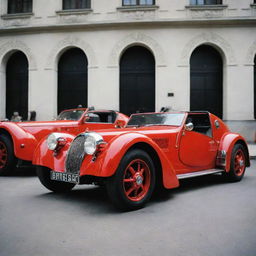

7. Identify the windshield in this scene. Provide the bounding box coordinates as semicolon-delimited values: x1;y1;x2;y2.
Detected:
57;110;85;121
127;113;185;127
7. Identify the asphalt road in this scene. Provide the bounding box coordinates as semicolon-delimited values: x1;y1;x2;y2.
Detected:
0;161;256;256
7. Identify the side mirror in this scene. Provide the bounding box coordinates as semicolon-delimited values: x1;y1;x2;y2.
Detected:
83;114;90;123
185;122;194;131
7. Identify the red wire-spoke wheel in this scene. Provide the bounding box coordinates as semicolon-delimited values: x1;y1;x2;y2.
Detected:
226;143;247;182
107;149;156;211
233;149;245;177
0;141;8;169
123;159;151;202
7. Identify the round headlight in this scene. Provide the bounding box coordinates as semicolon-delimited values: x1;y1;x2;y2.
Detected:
84;136;96;155
83;132;104;155
47;133;58;150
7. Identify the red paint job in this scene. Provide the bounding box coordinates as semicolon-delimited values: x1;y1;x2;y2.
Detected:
33;111;250;190
179;131;218;167
218;133;248;172
0;109;128;162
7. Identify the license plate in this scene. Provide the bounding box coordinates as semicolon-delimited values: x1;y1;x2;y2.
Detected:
50;171;79;184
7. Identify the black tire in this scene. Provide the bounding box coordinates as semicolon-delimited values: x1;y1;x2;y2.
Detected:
106;149;156;211
0;134;18;176
36;166;75;193
225;143;247;182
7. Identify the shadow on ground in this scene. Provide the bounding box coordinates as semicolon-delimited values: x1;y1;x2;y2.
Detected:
34;172;244;213
9;167;36;177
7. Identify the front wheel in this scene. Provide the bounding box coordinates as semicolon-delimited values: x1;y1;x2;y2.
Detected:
37;166;75;193
225;144;247;182
106;149;155;211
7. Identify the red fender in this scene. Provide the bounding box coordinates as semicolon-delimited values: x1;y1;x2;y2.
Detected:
32;133;75;169
218;132;250;172
0;122;37;161
92;132;179;189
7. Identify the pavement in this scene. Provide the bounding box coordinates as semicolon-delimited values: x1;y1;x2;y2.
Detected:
0;160;256;256
248;143;256;159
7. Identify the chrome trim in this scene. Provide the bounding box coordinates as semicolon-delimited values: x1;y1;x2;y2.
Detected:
177;169;223;179
217;150;227;166
214;120;220;128
185;122;194;131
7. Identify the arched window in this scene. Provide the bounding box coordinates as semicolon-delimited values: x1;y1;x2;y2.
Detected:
58;48;88;113
6;51;29;120
120;46;155;116
190;45;223;118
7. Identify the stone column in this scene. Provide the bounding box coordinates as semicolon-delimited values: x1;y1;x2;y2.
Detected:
88;65;119;111
0;69;6;119
29;68;58;121
225;64;254;120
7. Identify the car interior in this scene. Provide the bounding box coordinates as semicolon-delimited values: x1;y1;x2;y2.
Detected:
186;113;212;137
86;111;117;123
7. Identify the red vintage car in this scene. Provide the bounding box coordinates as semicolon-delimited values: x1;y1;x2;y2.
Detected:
0;108;128;175
33;111;250;210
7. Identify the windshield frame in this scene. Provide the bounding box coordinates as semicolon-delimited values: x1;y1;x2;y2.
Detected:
126;112;186;128
57;108;87;121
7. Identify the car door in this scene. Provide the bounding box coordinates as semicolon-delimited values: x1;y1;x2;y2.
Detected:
178;114;218;168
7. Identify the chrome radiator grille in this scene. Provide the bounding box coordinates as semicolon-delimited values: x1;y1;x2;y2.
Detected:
65;135;86;174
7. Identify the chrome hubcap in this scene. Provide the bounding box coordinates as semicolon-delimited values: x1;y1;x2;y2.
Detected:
239;160;244;167
135;175;143;185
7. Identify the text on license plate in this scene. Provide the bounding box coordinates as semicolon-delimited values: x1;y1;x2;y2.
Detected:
50;171;79;184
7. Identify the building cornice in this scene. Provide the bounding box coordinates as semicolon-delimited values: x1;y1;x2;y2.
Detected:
0;17;256;35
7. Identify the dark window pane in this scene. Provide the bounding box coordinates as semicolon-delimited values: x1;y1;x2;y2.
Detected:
205;0;222;4
190;0;222;4
63;0;91;10
8;0;32;14
139;0;154;5
122;0;155;6
123;0;137;5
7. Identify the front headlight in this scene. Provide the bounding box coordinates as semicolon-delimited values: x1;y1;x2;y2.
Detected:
47;133;58;150
84;132;104;155
47;133;66;150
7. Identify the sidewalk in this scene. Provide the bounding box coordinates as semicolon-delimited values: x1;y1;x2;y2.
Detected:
248;143;256;159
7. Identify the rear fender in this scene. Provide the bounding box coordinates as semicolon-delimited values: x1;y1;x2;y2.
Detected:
0;122;37;161
218;133;250;172
96;133;179;189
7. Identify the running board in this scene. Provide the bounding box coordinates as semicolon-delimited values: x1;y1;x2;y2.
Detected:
177;169;224;180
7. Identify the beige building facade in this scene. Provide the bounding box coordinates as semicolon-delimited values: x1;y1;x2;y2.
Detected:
0;0;255;139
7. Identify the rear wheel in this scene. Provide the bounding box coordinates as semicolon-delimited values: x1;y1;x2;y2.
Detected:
37;166;75;193
106;149;155;211
225;144;247;182
0;134;17;176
